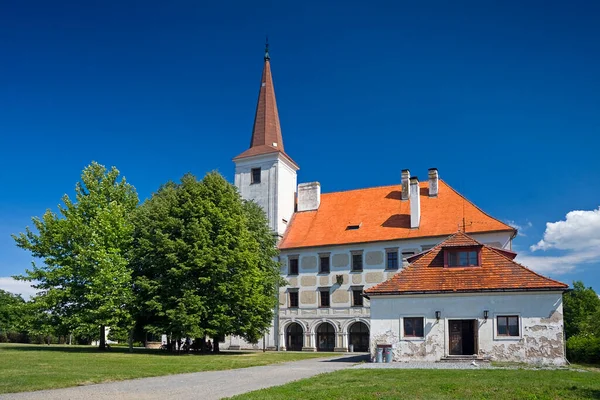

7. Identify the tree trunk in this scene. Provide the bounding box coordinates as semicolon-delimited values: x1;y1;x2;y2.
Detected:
213;340;220;353
99;325;106;350
128;329;134;353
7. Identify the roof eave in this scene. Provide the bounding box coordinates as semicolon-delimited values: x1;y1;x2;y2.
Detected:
366;286;569;297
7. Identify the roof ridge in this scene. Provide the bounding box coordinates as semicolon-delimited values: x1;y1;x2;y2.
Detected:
441;179;516;235
319;183;400;196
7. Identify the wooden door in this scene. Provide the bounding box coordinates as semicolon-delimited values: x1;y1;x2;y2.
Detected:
449;320;463;355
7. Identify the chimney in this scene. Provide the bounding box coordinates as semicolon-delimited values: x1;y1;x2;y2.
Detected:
401;169;410;201
410;176;420;228
428;168;439;197
297;182;321;212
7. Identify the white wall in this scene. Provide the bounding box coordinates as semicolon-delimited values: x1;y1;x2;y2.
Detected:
370;292;565;365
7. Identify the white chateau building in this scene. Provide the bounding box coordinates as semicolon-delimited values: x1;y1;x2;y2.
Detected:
225;48;567;363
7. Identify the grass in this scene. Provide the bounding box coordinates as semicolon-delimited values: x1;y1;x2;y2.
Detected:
0;343;337;394
231;368;600;399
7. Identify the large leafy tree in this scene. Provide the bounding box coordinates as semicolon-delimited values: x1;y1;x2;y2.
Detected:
0;290;26;340
13;162;139;349
563;281;600;338
132;172;281;349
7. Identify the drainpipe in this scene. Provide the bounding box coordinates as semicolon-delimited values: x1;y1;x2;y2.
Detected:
274;255;281;351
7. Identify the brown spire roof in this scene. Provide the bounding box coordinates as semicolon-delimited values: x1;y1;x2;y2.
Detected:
234;52;297;167
365;231;568;296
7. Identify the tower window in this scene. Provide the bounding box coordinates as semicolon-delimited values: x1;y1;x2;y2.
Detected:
251;168;261;184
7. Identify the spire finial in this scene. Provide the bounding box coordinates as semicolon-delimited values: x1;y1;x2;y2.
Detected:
264;35;270;61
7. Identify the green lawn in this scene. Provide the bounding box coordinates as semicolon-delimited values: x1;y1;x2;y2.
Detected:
231;368;600;400
0;343;337;394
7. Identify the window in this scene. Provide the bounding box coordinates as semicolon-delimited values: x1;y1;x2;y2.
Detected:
288;291;299;308
319;254;330;274
497;316;519;337
352;287;364;307
251;168;261;184
351;251;363;272
403;317;424;338
447;250;479;267
288;257;299;275
319;288;330;307
386;250;399;270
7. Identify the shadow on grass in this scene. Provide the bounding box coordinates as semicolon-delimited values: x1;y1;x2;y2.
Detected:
0;344;257;357
322;354;369;363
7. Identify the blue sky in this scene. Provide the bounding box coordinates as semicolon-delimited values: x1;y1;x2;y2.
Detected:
1;0;599;296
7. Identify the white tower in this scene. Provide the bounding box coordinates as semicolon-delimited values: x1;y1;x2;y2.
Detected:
233;44;299;239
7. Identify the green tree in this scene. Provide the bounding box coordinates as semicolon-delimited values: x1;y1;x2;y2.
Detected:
13;162;139;349
131;172;281;350
0;290;26;342
563;281;600;338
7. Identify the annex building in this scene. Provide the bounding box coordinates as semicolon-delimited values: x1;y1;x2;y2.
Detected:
225;48;568;364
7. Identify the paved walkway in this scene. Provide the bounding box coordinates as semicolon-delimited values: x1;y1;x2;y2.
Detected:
1;354;366;400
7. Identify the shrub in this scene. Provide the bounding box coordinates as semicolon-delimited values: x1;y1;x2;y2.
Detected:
566;335;600;364
0;332;7;343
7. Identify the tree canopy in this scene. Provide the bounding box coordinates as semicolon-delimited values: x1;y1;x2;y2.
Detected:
563;280;600;339
131;172;282;345
13;162;139;349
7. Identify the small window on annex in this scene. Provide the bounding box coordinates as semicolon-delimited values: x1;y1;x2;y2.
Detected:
288;290;299;308
447;250;479;267
386;249;399;270
352;286;364;307
319;288;330;308
319;254;330;274
251;168;261;184
288;256;299;275
403;317;424;338
497;316;519;337
351;251;363;272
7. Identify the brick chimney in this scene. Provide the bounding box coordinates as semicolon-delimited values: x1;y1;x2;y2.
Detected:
410;177;421;228
401;169;410;201
428;168;439;197
297;182;321;212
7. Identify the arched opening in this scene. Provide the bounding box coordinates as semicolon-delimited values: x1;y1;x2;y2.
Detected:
349;321;369;352
316;322;336;352
286;323;304;351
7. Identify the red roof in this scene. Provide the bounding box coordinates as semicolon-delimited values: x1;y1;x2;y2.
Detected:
234;58;297;168
278;180;515;250
365;231;568;295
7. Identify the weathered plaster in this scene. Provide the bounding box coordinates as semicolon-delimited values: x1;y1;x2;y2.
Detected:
302;256;317;270
332;290;349;304
301;276;317;286
320;276;330;286
365;272;384;283
352;274;363;284
332;254;349;268
300;291;316;305
288;277;298;287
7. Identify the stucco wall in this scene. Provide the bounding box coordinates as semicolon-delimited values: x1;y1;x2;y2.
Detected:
370;292;565;365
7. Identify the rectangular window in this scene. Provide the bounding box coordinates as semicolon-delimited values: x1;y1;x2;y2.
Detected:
319;289;330;307
289;291;299;308
447;250;479;267
352;287;364;307
386;251;399;269
403;317;424;338
288;257;299;275
351;252;363;272
497;316;519;337
251;168;261;184
319;255;330;273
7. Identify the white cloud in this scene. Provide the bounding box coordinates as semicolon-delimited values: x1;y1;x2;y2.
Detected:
0;277;39;299
516;207;600;275
505;220;533;237
531;207;600;251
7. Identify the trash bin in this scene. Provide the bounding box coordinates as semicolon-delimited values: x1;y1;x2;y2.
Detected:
384;346;393;363
376;346;384;363
349;344;354;353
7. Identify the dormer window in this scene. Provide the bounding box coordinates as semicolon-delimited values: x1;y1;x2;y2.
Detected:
446;249;480;267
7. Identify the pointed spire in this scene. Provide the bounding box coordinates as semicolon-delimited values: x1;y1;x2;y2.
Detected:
233;42;298;168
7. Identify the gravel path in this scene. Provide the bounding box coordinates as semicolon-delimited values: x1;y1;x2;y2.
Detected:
354;361;495;370
0;354;367;400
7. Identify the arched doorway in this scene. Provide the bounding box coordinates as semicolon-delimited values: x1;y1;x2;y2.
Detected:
286;323;304;351
349;322;369;352
316;322;336;352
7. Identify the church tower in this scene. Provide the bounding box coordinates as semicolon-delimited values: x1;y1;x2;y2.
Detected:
233;44;299;239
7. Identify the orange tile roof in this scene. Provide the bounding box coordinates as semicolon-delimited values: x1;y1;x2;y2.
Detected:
365;231;568;295
278;180;515;250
